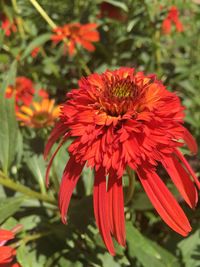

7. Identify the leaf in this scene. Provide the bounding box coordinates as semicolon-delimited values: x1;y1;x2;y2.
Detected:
0;196;24;224
103;0;128;12
21;33;51;60
126;222;180;267
178;229;200;267
25;154;46;194
0;61;19;174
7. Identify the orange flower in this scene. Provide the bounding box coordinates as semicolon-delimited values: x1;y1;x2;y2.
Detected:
45;67;199;255
0;14;17;37
6;77;35;108
51;23;100;56
162;6;184;34
16;98;60;128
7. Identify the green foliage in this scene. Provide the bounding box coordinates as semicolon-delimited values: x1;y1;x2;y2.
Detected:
0;0;199;266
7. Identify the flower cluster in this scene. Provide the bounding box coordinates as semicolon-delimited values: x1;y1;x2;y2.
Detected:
5;77;59;128
162;6;184;34
45;67;199;255
0;226;22;267
0;14;17;37
51;23;100;56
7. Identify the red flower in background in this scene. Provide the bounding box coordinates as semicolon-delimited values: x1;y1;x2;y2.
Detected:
45;68;199;255
99;1;128;22
0;14;17;37
31;47;40;58
162;6;184;34
51;23;100;56
6;77;35;108
0;226;22;267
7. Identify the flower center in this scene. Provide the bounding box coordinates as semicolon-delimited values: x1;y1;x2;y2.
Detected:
111;80;134;98
32;111;50;125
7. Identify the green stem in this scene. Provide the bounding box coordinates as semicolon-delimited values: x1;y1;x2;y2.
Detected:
0;172;56;205
12;231;51;247
29;0;57;29
125;166;135;205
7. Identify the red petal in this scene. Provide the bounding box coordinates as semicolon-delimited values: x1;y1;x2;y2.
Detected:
45;133;70;187
162;155;198;208
175;149;200;189
44;121;67;159
182;127;198;154
0;229;14;242
93;168;115;255
78;39;95;51
107;173;126;246
82;31;100;42
59;156;84;224
137;169;191;236
0;246;15;263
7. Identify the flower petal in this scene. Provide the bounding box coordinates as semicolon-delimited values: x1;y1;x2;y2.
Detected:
107;173;126;246
59;156;84;224
93;168;115;255
137;168;191;236
182;127;198;154
162;155;198;208
44;121;67;159
175;149;200;189
45;132;70;187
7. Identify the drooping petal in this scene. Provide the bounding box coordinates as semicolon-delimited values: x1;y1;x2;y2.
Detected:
0;229;14;242
162;155;198;208
182;126;198;154
107;173;126;246
175;149;200;189
0;246;15;263
93;168;115;255
45;132;70;187
137;168;191;236
58;156;85;224
44;121;67;159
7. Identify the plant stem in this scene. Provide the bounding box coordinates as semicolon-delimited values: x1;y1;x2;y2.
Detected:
125;166;135;205
29;0;57;29
0;172;56;205
12;231;51;247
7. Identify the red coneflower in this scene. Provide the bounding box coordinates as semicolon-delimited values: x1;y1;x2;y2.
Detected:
16;98;60;128
162;6;184;34
0;225;22;267
51;23;100;56
0;14;17;37
45;68;199;255
5;76;35;108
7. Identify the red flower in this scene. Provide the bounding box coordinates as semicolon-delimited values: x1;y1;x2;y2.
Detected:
51;23;100;56
31;47;40;58
0;226;22;266
0;14;17;37
99;2;127;22
6;77;35;108
162;6;184;34
45;68;199;255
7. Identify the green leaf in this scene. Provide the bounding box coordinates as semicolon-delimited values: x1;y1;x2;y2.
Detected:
21;33;51;60
126;222;180;267
0;61;18;174
103;0;128;12
0;196;24;224
178;229;200;267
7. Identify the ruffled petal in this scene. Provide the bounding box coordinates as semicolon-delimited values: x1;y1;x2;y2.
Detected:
59;156;85;224
162;155;198;208
107;173;126;246
137;168;191;236
93;168;115;255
